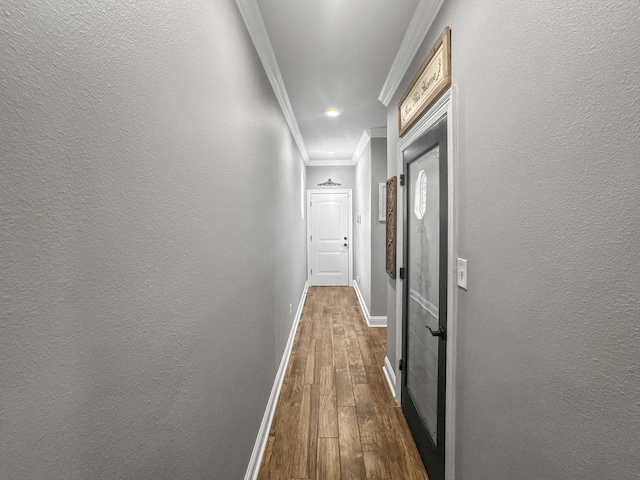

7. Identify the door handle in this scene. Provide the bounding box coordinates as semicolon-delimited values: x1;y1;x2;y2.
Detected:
343;243;348;247
426;325;446;338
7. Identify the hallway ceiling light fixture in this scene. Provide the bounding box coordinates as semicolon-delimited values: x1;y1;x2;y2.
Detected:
324;108;341;118
327;151;336;154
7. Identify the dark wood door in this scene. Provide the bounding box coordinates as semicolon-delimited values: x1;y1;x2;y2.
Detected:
401;115;448;480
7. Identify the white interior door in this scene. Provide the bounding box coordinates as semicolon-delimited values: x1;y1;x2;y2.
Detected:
308;191;351;286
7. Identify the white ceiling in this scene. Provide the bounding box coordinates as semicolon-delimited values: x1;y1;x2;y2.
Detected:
237;0;445;165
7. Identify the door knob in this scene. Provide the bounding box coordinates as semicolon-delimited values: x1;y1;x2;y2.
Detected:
426;325;446;338
344;237;347;240
343;243;348;247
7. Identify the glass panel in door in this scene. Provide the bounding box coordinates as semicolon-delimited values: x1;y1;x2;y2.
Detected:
407;146;440;444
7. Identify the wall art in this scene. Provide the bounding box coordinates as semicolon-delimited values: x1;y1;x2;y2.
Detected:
386;176;397;279
398;27;451;137
378;182;387;222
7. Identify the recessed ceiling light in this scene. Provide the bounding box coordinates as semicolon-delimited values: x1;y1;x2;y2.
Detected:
325;108;341;117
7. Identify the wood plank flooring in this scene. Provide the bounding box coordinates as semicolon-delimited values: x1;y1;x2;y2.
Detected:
257;286;429;480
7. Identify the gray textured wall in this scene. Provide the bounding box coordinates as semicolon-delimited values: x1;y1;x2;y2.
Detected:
370;138;388;317
354;144;372;309
353;138;388;317
306;165;355;191
387;0;640;478
0;1;307;479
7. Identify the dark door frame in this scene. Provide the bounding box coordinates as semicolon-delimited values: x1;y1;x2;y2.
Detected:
392;89;456;480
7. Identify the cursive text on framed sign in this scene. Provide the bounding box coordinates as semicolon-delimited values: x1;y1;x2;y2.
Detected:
398;27;451;137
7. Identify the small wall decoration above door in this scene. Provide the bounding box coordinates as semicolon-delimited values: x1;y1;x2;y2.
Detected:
317;178;342;187
398;27;451;137
386;176;397;279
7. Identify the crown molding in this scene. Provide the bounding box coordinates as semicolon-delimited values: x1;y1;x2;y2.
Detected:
369;127;387;138
235;0;310;164
378;0;446;107
352;130;371;165
307;159;354;167
351;127;387;165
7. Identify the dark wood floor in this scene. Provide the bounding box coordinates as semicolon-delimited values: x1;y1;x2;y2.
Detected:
257;286;429;480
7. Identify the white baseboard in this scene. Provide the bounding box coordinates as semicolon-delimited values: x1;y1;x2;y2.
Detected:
352;280;387;327
244;281;309;480
368;315;387;327
383;355;398;402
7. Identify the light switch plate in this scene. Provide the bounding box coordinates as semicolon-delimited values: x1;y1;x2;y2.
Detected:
457;258;468;290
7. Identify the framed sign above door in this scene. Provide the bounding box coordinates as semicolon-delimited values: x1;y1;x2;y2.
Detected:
398;27;451;137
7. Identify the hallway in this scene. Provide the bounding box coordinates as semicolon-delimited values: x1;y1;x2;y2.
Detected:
257;287;428;480
2;1;639;478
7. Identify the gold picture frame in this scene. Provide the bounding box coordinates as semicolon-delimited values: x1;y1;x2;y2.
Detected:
398;27;451;137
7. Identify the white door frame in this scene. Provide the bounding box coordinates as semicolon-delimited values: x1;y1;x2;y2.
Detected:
395;88;457;480
306;189;353;287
